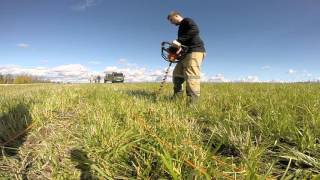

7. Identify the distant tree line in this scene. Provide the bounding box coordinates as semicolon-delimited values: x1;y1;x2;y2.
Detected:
0;74;51;84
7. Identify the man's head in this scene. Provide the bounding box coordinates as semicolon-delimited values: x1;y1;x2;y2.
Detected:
167;11;183;26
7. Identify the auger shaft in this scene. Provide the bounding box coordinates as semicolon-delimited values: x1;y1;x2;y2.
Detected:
157;62;172;94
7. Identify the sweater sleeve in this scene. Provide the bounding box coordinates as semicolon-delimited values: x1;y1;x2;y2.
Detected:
177;19;199;44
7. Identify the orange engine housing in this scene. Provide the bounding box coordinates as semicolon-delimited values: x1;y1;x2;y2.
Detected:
168;53;178;61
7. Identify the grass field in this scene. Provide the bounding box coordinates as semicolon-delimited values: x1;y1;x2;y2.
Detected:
0;83;319;179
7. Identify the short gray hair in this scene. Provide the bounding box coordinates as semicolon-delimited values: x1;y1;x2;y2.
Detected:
167;11;182;20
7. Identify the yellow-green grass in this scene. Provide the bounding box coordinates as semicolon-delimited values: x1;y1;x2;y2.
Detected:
0;83;319;179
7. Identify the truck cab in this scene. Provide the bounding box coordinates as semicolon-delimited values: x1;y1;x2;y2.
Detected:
104;72;124;83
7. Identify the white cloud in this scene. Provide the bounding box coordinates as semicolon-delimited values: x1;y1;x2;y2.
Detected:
245;75;259;82
0;65;49;77
285;69;317;82
207;74;229;82
288;69;296;74
72;0;98;11
0;64;90;83
2;62;317;83
200;73;210;82
17;43;29;48
0;62;173;83
236;75;260;82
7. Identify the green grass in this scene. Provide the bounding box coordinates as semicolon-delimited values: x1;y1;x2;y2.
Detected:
0;83;320;179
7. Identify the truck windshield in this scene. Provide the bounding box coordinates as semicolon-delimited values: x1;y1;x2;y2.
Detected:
114;73;123;77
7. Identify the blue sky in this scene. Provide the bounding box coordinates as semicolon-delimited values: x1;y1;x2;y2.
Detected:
0;0;319;82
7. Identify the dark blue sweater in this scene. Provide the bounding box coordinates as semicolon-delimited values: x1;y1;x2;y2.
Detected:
177;18;206;53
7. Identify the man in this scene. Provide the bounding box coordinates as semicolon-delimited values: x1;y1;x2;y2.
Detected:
96;75;101;83
167;11;206;106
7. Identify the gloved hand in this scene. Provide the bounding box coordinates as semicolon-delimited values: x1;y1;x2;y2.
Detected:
172;40;181;48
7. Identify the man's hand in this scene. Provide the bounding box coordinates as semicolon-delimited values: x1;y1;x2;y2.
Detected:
172;40;181;48
172;40;182;55
176;47;182;55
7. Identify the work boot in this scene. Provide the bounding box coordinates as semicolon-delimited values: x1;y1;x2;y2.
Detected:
171;77;184;100
187;95;199;107
170;91;183;100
